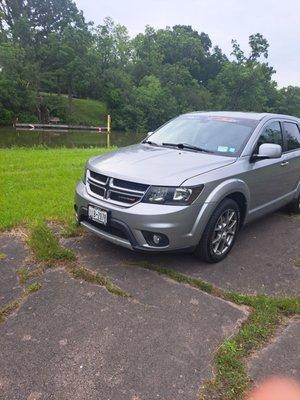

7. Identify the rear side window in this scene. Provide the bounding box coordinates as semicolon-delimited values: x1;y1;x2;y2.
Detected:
284;122;300;151
255;121;283;152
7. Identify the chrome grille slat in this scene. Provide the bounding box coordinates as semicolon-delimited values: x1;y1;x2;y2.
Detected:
87;170;109;185
110;179;145;195
87;169;149;206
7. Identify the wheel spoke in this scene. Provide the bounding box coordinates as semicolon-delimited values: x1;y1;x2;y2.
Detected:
219;239;226;254
227;211;235;223
212;233;222;244
227;219;237;234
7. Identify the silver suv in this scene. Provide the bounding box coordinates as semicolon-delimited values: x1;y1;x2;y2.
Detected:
75;112;300;262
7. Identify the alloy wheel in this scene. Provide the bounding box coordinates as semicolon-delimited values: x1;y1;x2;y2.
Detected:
211;208;238;256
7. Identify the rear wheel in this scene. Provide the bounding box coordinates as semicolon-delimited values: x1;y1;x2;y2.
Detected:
195;198;240;263
287;193;300;214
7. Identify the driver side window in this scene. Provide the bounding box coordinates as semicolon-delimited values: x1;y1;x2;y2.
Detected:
255;121;283;153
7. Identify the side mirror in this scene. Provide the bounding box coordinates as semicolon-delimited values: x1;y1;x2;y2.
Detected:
147;131;153;138
251;143;282;162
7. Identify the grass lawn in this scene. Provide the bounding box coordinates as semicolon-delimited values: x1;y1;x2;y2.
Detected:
42;93;107;126
71;98;107;126
0;147;111;230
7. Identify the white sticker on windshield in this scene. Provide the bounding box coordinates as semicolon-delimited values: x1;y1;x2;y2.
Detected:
217;146;228;152
229;147;236;153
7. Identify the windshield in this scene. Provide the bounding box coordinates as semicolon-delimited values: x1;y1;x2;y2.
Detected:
147;114;258;156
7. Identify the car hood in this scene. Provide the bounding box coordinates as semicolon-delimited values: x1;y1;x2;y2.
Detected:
87;144;237;186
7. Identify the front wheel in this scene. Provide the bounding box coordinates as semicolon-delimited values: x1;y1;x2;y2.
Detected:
195;198;240;263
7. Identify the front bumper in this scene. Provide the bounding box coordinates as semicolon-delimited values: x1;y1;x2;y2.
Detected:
75;181;215;252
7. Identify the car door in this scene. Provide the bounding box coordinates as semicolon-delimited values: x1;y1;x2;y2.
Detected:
281;121;300;194
245;120;289;210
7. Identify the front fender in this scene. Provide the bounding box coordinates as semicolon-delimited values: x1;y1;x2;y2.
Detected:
190;179;250;242
204;179;250;206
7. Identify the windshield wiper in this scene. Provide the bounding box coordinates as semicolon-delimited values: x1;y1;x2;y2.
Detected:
162;142;212;153
142;140;159;146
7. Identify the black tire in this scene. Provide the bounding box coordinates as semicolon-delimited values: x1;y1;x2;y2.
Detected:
287;193;300;214
195;198;241;263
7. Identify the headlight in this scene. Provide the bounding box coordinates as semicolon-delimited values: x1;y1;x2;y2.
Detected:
142;185;203;205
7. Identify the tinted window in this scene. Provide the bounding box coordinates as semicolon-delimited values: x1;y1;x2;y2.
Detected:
149;115;258;156
255;121;283;153
284;122;300;151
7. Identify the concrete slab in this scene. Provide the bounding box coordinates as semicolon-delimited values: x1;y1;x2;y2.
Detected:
0;265;247;400
248;318;300;381
0;233;27;307
67;212;300;296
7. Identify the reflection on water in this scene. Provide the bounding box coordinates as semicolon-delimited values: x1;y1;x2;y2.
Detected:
0;127;145;148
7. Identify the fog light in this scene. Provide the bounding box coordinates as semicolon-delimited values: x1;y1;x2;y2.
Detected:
142;231;169;247
153;234;161;245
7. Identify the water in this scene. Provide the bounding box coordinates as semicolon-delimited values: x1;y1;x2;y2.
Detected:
0;127;145;148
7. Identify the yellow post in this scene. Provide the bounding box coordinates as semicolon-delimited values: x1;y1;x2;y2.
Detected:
107;114;111;148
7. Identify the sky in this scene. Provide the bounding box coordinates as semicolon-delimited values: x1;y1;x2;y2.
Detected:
75;0;300;88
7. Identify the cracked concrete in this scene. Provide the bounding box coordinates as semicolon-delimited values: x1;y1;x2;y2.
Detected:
0;210;299;400
0;234;249;400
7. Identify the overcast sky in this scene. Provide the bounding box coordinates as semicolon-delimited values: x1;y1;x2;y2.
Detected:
75;0;300;88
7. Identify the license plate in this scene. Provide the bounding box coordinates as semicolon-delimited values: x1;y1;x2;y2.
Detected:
88;205;108;225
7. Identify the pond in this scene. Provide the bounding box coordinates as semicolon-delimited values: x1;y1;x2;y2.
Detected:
0;127;145;148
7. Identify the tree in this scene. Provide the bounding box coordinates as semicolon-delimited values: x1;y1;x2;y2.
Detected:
39;27;92;98
0;0;86;42
0;42;37;123
277;86;300;117
210;34;277;112
0;8;299;129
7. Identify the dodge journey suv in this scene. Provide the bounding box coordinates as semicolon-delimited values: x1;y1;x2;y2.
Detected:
75;112;300;262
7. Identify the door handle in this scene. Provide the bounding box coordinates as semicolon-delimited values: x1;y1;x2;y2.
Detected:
281;161;289;167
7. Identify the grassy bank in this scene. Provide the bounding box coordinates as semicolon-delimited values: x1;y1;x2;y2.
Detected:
42;93;107;126
0;147;112;230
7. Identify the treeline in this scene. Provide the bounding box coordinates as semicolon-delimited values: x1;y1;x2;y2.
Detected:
0;0;299;131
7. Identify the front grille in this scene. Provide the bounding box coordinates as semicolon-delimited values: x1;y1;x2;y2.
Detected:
86;169;149;206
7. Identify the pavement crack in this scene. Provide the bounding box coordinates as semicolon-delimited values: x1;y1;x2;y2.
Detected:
65;263;131;298
0;282;42;324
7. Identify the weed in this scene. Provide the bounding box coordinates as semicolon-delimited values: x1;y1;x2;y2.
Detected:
0;299;21;323
17;268;30;284
67;264;130;297
61;219;85;238
28;223;75;262
294;259;300;267
26;282;42;293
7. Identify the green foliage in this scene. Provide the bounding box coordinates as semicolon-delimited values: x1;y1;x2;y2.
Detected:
277;86;300;117
0;1;299;129
209;62;276;112
0;42;37;125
